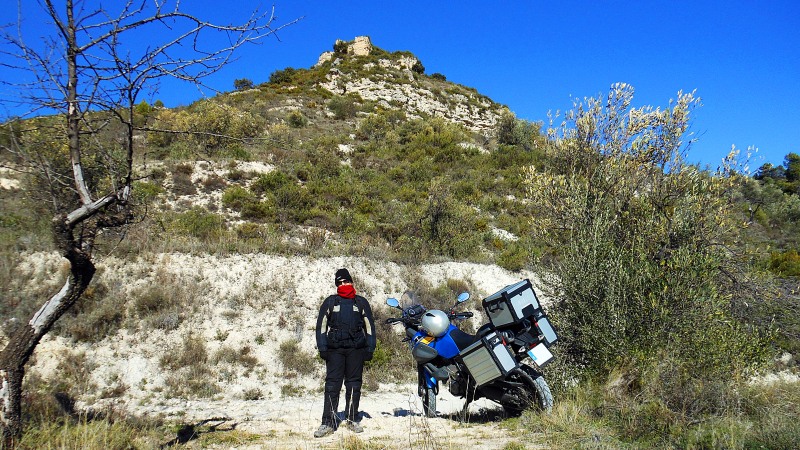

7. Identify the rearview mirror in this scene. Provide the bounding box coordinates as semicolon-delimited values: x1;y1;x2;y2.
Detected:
386;298;400;308
457;292;470;303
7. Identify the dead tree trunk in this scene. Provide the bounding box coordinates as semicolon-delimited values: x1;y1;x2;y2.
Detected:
0;1;296;445
0;216;96;446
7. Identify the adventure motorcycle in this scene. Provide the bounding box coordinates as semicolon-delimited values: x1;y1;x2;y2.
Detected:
385;280;556;417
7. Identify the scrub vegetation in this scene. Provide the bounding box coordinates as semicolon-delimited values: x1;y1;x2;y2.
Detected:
2;36;799;448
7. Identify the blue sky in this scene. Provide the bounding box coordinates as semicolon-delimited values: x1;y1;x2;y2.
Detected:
2;1;798;169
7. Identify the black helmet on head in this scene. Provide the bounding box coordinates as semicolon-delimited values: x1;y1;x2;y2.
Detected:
334;268;353;286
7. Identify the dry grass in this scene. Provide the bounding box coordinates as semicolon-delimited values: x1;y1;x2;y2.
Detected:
6;418;164;450
277;339;320;376
211;344;259;369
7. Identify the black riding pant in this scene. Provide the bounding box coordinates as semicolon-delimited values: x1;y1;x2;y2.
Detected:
322;347;365;426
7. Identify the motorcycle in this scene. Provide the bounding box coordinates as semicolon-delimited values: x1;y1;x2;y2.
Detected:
385;280;556;418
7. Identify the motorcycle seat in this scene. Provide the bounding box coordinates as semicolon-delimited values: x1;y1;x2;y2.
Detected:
475;323;495;338
449;327;480;351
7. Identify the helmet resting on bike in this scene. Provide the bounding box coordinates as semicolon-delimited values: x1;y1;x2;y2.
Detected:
421;310;449;337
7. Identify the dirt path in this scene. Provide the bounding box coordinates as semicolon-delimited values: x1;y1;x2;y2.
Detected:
129;384;529;449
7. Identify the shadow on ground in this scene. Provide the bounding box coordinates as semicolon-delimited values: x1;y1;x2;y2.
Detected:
160;417;237;448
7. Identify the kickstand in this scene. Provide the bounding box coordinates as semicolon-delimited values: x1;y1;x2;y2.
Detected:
459;400;471;422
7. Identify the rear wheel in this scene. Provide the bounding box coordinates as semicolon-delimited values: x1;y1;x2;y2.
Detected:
502;365;553;416
529;374;553;412
422;386;437;417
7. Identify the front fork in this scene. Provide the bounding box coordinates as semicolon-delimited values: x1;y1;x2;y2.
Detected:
417;364;438;396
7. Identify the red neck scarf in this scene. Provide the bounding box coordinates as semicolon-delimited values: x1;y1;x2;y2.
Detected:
337;284;356;299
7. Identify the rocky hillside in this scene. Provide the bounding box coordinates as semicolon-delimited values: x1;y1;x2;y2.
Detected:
0;36;550;446
315;36;506;133
121;35;544;271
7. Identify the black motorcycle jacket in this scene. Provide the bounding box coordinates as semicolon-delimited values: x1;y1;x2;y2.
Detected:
316;295;376;352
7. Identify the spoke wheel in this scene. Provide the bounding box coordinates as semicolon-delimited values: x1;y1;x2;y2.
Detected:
422;386;437;417
502;366;553;416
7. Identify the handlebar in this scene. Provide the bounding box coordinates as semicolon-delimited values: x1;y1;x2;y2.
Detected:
386;305;474;327
449;311;473;320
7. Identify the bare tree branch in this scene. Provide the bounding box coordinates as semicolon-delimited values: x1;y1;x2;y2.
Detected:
1;1;299;443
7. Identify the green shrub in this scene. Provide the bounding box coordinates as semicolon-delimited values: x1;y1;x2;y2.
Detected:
201;174;228;192
251;171;292;195
233;78;254;91
272;184;313;224
170;208;225;240
356;114;390;141
133;181;165;203
164;141;192;160
496;243;529;272
222;144;252;161
328;95;359;120
163;365;219;399
269;67;297;85
236;222;267;239
526;83;770;416
240;201;272;220
51;280;123;343
188;101;259;150
221;185;255;211
280;383;305;397
225;168;247;182
769;249;800;277
333;40;348;54
242;388;263;401
130;270;212;331
422;182;482;259
364;339;391;369
133;100;154;127
147;108;184;147
286;110;306;128
149;101;260;152
48;351;96;401
496;112;544;152
13;418;164;450
133;286;175;318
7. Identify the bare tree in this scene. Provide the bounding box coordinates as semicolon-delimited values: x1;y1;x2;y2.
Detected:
0;0;298;444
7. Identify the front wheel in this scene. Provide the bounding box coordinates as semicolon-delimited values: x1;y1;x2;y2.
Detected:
422;386;437;417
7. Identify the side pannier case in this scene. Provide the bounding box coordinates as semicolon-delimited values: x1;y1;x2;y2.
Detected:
483;279;540;328
459;331;518;386
482;279;558;347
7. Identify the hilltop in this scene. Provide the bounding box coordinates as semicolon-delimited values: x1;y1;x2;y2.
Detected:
120;35;543;270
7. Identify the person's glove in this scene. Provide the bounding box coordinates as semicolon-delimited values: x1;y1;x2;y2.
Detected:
319;351;330;361
364;351;374;362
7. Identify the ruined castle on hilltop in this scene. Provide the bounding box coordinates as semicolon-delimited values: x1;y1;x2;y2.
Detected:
315;36;373;66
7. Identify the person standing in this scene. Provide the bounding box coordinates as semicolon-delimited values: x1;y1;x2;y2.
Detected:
314;268;376;438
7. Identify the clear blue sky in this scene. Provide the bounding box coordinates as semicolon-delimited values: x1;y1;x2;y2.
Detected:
2;1;798;169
